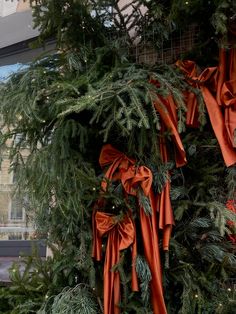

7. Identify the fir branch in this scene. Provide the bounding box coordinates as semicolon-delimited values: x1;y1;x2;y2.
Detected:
38;285;99;314
135;255;152;307
208;201;236;236
137;188;152;215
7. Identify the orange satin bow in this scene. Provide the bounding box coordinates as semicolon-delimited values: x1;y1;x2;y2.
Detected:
96;144;167;314
93;211;138;314
177;59;236;167
217;48;236;148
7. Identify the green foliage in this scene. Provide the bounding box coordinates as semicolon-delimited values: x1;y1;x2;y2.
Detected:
135;255;152;307
38;285;99;314
164;130;236;314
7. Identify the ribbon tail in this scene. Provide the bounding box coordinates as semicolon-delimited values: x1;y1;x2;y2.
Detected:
131;225;139;292
159;137;174;251
139;207;167;314
225;106;236;148
158;181;174;251
229;48;236;80
216;48;226;106
154;99;187;167
186;92;199;127
92;210;102;261
201;86;236;166
104;231;121;314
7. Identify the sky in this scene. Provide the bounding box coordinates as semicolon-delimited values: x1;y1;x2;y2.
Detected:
0;63;24;80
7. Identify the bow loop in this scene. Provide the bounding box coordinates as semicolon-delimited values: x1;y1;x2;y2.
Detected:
99;144;135;191
176;60;197;78
95;211;135;250
221;80;236;107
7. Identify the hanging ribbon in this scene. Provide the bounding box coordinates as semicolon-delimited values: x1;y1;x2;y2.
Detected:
176;60;199;127
94;144;168;314
217;48;236;148
150;78;187;167
177;60;236;167
157;135;174;252
93;211;138;314
221;80;236;147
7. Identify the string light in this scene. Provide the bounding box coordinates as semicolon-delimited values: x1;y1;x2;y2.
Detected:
112;205;115;209
194;294;198;298
219;303;222;307
185;1;189;4
12;269;16;273
45;294;49;299
227;288;232;292
92;187;96;191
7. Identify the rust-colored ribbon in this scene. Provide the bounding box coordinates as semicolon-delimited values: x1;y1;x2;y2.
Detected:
96;144;167;314
153;94;187;168
93;211;138;314
157;135;174;251
150;78;187;167
177;60;236;167
217;48;236;148
176;60;199;128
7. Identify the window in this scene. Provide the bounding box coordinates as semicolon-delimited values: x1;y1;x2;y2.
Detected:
10;198;24;221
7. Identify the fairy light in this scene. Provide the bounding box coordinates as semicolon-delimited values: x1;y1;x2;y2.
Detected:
92;187;96;191
219;303;222;307
194;294;198;298
45;294;49;299
12;269;16;273
185;1;189;4
112;205;115;209
227;288;232;292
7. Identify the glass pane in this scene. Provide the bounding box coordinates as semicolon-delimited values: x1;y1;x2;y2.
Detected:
0;64;34;242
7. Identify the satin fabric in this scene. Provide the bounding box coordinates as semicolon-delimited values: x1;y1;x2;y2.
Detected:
176;60;199;127
177;59;236;167
93;211;138;314
149;79;187;167
150;81;185;250
153;94;187;168
157;136;174;251
94;144;167;314
217;48;236;148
